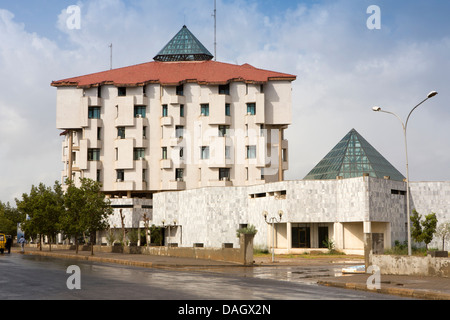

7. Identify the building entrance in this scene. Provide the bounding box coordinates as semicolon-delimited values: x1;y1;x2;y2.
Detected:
292;226;310;248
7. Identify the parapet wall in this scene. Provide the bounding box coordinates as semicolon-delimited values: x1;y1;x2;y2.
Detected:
372;254;450;278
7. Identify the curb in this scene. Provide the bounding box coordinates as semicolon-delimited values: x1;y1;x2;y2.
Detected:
317;280;450;300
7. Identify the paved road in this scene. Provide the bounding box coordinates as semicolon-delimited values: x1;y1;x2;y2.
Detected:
0;254;407;301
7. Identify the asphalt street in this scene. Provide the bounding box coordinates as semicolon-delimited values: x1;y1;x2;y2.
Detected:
0;253;407;301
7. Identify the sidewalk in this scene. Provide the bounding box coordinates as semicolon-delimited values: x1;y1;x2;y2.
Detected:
15;247;450;300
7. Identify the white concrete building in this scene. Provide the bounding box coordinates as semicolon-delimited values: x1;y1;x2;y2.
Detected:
53;26;450;254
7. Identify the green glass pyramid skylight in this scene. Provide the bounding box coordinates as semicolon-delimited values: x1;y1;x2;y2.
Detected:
304;129;405;181
154;25;214;62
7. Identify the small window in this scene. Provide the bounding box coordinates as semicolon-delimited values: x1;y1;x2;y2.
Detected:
247;146;257;159
162;104;168;117
97;86;102;98
247;103;256;115
180;104;185;117
201;104;209;116
219;84;230;95
176;85;184;96
143;126;147;139
117;127;126;139
162;147;168;160
225;103;231;116
176;126;184;138
133;148;145;160
116;170;125;181
88;149;100;161
176;168;184;180
96;169;101;182
134;105;146;118
219;168;230;180
225;146;231;159
88;107;101;119
218;125;229;137
201;146;210;160
118;87;126;97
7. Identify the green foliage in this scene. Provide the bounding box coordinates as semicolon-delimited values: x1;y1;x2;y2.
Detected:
410;210;438;249
0;202;23;235
236;224;257;238
14;178;113;253
16;182;65;246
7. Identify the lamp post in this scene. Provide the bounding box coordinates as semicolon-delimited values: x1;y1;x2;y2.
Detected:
263;210;283;262
372;91;438;256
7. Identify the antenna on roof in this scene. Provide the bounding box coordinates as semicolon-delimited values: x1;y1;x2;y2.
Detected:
212;0;217;61
109;43;113;70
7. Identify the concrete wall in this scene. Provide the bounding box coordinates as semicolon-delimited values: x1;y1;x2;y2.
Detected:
372;254;450;277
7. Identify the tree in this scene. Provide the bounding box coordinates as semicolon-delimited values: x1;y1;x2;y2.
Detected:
0;202;23;236
62;178;113;255
15;182;64;251
435;223;450;251
410;210;438;250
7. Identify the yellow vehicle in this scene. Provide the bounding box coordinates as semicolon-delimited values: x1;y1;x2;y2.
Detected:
0;233;6;254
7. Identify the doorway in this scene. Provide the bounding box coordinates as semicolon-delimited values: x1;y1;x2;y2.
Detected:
318;226;329;248
292;225;310;248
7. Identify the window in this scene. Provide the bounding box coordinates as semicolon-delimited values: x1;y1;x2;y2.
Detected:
219;84;230;95
218;125;229;137
97;86;102;98
118;87;126;97
143;126;147;139
180;104;185;117
117;127;125;139
201;146;210;160
201;104;209;116
88;149;100;161
88;107;101;119
162;104;168;117
134;105;146;118
247;103;256;115
97;127;102;140
116;170;125;181
175;169;184;180
247;146;257;159
225;103;231;116
225;146;231;159
133;148;145;160
96;170;101;182
282;148;288;162
162;147;168;160
176;126;184;138
142;169;147;182
219;168;230;180
179;147;184;160
261;168;265;180
176;85;184;96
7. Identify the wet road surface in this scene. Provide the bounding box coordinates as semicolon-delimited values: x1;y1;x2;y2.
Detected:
0;254;407;300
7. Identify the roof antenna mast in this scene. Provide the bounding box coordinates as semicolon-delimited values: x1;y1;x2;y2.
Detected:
109;43;113;70
212;0;217;61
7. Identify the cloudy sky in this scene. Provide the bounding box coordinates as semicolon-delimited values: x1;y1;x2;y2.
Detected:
0;0;449;203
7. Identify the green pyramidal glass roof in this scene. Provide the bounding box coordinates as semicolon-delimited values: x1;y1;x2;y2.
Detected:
154;25;214;62
304;129;405;181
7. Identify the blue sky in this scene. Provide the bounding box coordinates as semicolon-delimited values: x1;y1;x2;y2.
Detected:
0;0;449;203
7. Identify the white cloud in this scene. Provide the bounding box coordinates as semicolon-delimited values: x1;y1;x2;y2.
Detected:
0;0;449;203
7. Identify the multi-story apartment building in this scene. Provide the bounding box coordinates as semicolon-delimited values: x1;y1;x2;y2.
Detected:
53;26;296;199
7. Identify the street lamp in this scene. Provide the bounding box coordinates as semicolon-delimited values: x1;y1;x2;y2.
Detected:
263;210;283;262
372;91;438;256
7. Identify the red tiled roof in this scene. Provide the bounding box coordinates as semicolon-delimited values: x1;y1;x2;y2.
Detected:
51;60;296;88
